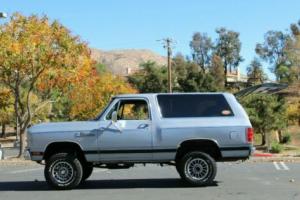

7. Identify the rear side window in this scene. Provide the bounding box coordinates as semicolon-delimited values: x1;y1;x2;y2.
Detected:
157;94;233;118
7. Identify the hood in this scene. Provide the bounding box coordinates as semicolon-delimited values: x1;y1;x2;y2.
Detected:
28;121;100;134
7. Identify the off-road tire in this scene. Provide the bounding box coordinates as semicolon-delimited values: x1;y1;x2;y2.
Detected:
177;151;216;186
44;152;83;190
81;164;93;182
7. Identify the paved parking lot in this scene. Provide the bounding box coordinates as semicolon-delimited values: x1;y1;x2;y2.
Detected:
0;161;299;200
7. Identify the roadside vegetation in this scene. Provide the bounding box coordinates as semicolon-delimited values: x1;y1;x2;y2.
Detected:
0;13;135;157
0;13;299;157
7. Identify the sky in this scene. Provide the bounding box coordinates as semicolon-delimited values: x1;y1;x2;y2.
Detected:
1;0;300;79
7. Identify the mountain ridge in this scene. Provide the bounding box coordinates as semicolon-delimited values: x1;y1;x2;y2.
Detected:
91;48;167;76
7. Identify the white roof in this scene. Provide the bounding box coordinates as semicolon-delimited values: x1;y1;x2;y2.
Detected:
114;92;232;98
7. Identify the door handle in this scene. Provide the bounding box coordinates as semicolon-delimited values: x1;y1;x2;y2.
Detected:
137;124;149;129
74;132;95;137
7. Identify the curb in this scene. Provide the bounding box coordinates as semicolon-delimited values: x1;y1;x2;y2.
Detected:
253;153;273;157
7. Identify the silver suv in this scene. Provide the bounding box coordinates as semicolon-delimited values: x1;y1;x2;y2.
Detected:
26;93;254;189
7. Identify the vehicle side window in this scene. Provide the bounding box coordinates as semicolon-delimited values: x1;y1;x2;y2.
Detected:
106;99;149;120
157;94;233;118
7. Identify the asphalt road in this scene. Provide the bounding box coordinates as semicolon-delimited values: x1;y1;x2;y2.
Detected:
0;161;299;200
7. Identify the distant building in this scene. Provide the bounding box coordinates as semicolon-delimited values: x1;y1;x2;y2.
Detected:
126;67;139;76
226;68;248;83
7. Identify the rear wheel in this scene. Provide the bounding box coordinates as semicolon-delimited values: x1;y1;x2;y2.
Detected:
44;152;83;190
176;151;216;186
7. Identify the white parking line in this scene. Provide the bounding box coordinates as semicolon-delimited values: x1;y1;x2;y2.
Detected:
273;162;289;171
273;162;281;170
10;168;43;174
279;162;290;170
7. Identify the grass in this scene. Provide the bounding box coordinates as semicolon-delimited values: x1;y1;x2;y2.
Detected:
254;125;300;155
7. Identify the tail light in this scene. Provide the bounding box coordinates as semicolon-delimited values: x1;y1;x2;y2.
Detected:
247;128;254;143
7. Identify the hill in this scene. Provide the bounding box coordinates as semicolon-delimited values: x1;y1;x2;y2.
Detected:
91;48;167;76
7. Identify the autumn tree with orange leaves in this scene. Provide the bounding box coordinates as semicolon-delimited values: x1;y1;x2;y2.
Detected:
68;72;136;120
0;13;135;157
37;62;136;121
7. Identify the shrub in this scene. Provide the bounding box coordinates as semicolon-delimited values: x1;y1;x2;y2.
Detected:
281;133;292;144
271;142;284;153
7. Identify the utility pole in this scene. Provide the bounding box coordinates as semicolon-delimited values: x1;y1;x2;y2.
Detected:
159;38;174;93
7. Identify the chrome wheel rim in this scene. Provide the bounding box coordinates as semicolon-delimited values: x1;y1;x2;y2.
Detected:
185;158;209;181
51;161;74;184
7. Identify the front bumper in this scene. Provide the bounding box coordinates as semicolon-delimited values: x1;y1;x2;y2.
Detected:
24;148;44;161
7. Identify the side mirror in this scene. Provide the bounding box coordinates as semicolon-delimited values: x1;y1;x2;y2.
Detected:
111;111;118;123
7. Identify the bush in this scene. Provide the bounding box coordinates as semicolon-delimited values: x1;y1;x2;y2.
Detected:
281;133;292;144
271;142;284;153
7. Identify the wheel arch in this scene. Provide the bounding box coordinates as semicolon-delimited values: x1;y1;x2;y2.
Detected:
176;139;222;161
43;141;87;163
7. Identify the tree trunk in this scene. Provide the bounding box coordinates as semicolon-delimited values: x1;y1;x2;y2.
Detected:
278;130;283;143
17;129;27;158
1;124;6;138
224;63;228;87
274;130;280;143
261;132;266;146
200;65;205;73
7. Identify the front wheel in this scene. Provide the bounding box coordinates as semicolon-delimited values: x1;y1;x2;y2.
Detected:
81;164;93;182
44;152;83;190
177;151;217;186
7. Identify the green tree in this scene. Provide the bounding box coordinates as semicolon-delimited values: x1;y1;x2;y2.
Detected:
0;13;92;157
215;28;243;86
247;58;266;85
286;21;300;82
172;54;217;92
280;20;300;126
210;54;224;90
190;32;213;72
255;31;290;81
240;94;287;146
95;63;107;74
129;56;218;93
176;64;217;92
275;65;294;83
128;61;168;93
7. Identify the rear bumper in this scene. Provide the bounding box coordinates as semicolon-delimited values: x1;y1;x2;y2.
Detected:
220;145;255;161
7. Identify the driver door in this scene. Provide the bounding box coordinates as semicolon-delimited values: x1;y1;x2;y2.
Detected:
98;98;153;161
